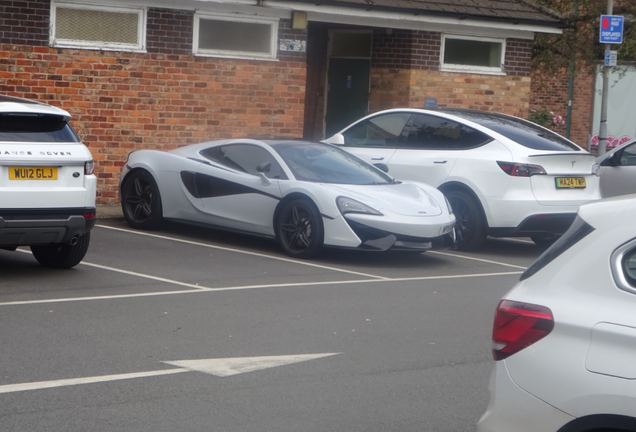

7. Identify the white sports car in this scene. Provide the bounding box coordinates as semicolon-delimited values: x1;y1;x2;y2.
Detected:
120;139;456;258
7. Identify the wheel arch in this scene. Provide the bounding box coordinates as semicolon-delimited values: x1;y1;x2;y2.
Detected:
557;414;636;432
119;167;154;197
438;181;489;225
273;192;316;232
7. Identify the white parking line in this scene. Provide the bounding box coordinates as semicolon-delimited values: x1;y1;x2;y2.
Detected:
0;270;522;306
429;250;528;270
96;225;390;280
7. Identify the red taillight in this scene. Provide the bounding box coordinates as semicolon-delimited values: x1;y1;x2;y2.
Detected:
491;300;554;361
84;212;95;219
497;161;547;177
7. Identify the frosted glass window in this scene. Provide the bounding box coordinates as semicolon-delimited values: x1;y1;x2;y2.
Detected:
194;14;278;59
441;35;505;74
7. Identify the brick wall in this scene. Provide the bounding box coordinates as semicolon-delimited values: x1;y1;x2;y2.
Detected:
369;33;533;118
0;3;307;204
530;68;595;148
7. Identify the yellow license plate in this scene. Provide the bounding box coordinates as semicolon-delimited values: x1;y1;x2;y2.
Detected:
9;167;58;180
555;177;586;188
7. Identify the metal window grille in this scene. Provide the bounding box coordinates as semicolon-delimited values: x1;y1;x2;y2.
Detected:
55;7;139;44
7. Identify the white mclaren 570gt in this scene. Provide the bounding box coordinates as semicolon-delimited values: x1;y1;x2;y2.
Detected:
120;139;456;258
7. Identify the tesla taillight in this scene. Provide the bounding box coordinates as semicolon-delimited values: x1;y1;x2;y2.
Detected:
497;161;546;177
491;300;554;361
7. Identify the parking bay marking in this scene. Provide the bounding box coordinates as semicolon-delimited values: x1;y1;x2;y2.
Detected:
96;225;391;280
0;257;522;306
0;353;340;395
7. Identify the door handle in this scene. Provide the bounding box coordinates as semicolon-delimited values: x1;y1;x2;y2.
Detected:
434;160;448;164
371;157;384;161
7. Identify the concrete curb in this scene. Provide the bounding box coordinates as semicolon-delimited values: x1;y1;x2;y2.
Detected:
96;204;124;219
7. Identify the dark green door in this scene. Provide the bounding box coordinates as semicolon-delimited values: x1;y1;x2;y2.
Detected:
325;58;370;137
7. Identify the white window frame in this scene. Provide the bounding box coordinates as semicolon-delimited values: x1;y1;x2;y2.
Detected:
193;12;279;61
50;2;147;53
440;34;506;76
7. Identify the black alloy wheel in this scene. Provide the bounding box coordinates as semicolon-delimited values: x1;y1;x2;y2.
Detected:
445;189;487;251
276;199;324;259
121;170;163;230
31;232;91;269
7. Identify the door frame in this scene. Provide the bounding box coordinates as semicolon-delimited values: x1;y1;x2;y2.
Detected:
323;29;373;138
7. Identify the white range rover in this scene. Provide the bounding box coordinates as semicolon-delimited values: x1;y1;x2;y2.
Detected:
0;95;96;268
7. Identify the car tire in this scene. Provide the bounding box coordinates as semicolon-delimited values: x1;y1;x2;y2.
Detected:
445;189;487;251
276;199;324;259
121;170;163;230
531;233;558;247
31;232;91;269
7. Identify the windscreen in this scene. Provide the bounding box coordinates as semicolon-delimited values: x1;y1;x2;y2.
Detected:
0;114;79;143
273;142;393;185
438;109;582;151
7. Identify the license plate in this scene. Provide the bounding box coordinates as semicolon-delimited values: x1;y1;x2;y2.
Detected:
555;177;585;189
9;167;58;180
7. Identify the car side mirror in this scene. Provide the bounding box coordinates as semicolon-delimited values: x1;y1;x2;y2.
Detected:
257;161;271;174
325;133;345;145
373;162;389;173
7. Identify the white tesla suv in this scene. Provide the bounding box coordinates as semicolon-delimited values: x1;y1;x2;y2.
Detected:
0;96;96;268
324;108;601;250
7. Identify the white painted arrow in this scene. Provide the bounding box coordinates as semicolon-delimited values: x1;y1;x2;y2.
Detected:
0;353;340;394
162;353;339;377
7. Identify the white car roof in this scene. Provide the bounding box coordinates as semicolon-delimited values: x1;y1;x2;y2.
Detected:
0;95;71;119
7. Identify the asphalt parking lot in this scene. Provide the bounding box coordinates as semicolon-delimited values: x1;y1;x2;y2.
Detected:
0;214;544;432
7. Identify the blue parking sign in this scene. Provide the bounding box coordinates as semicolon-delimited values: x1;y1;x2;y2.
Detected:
600;15;624;44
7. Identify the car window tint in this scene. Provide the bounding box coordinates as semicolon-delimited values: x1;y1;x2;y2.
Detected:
619;142;636;166
0;115;79;142
200;144;287;179
520;215;595;281
273;142;393;185
436;109;581;151
403;114;491;149
342;113;411;148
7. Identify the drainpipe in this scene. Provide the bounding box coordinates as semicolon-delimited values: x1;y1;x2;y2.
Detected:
566;1;579;140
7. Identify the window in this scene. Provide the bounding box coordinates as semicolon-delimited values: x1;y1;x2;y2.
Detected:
403;114;491;150
272;142;393;185
342;113;411;148
0;114;79;143
441;35;505;75
200;144;286;179
194;13;278;60
438;109;582;152
619;142;636;166
51;2;146;52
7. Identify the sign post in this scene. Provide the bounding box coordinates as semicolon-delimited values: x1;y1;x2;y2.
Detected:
597;6;623;156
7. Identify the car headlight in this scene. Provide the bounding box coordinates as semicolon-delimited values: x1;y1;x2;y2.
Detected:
445;196;453;215
336;196;382;216
84;160;94;175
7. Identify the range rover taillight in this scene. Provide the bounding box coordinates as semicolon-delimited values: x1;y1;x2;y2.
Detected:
85;160;94;175
491;300;554;361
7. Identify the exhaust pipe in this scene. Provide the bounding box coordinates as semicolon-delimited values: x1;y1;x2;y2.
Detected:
69;236;79;246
